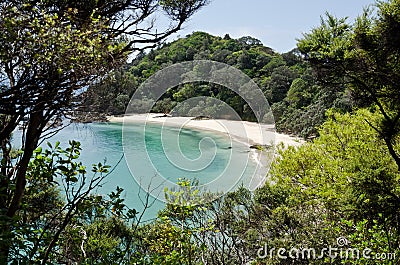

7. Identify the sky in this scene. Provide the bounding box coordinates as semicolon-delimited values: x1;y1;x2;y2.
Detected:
167;0;376;53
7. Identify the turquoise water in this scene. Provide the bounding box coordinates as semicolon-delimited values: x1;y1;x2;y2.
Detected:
15;122;261;220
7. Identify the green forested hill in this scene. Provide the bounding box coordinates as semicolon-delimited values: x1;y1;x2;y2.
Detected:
83;31;353;137
3;0;400;262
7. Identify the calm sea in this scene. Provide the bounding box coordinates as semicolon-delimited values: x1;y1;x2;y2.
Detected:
15;122;263;220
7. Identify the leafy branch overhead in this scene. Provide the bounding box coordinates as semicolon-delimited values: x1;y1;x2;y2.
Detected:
298;0;400;170
2;0;400;264
0;0;208;262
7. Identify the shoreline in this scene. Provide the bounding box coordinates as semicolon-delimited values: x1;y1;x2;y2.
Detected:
107;113;304;148
108;113;304;190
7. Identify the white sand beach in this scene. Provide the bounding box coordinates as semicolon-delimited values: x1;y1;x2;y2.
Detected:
109;113;304;191
108;113;304;148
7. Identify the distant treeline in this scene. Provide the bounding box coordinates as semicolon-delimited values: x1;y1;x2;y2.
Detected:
82;31;355;138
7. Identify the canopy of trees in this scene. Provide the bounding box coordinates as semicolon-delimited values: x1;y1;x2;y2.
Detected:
298;0;400;170
79;1;400;263
82;31;353;137
0;0;208;262
2;0;400;264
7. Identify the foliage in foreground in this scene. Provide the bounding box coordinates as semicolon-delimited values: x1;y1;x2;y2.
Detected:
252;109;400;264
145;109;400;265
2;0;400;264
2;109;399;264
0;0;208;261
298;0;400;169
1;141;140;264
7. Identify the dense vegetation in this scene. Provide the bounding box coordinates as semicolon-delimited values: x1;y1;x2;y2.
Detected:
0;0;208;263
9;109;400;264
1;0;400;264
82;31;353;138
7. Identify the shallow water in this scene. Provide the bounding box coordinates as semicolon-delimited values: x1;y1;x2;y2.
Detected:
14;122;264;220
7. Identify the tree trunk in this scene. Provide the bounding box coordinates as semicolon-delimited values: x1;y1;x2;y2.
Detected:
0;111;44;263
384;137;400;172
7;112;43;217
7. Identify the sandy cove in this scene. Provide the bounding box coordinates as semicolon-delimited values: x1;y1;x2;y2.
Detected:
107;114;304;148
